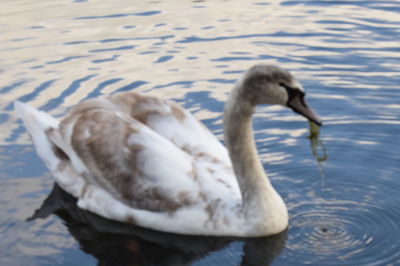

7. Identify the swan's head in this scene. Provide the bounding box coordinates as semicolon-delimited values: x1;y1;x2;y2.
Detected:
237;64;322;126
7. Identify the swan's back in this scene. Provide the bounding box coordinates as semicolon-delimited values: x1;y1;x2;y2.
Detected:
16;92;244;235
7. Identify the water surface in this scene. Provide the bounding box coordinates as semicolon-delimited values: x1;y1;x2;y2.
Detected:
1;0;400;265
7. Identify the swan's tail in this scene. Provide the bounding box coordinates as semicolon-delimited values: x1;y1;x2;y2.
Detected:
14;101;61;171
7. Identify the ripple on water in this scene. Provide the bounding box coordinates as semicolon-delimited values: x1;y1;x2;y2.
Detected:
286;199;400;265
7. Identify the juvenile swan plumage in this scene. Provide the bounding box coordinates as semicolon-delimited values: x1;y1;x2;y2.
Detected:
15;64;321;237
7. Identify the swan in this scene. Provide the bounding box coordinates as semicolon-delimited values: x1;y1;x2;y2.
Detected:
15;64;321;237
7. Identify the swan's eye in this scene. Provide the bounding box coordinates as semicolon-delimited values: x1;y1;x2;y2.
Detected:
279;82;288;89
279;83;305;96
281;83;307;107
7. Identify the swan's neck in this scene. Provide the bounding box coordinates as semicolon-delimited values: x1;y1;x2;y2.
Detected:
223;85;288;233
224;92;272;208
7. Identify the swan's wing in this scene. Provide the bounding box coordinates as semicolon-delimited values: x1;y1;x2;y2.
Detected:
52;92;241;214
107;92;232;164
67;92;231;164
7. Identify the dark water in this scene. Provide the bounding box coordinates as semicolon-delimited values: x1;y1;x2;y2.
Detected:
1;0;400;265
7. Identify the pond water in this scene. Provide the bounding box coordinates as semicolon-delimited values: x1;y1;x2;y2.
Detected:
1;0;400;265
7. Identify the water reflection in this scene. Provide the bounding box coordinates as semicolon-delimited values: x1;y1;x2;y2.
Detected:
30;184;287;266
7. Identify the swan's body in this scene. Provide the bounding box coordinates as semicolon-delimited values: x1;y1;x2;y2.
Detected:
15;64;321;237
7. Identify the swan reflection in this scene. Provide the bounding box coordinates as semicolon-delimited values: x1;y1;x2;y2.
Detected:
29;184;287;266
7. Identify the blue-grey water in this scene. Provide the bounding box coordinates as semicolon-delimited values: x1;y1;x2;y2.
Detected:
1;0;400;265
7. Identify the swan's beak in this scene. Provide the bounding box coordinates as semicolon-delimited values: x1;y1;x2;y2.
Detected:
288;95;322;126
